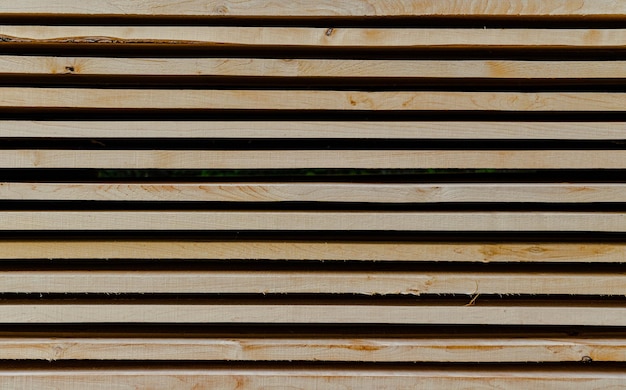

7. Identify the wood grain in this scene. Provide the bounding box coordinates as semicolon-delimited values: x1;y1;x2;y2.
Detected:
3;182;626;203
1;304;626;325
4;121;626;139
0;271;624;295
0;241;620;263
4;150;626;169
1;337;623;362
2;26;626;48
4;57;626;79
0;211;624;231
0;1;623;17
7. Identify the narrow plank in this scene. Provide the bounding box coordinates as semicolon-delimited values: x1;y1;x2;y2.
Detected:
4;121;626;139
4;150;626;169
1;241;621;263
2;27;626;48
3;183;626;203
4;57;626;79
2;337;624;362
1;271;624;295
0;211;624;231
0;367;624;390
3;89;625;111
2;304;626;325
1;0;624;17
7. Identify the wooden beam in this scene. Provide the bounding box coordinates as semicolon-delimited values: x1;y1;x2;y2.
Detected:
0;211;624;232
1;337;624;362
2;27;626;48
3;150;626;169
1;304;625;325
3;121;626;139
4;57;626;79
0;241;620;263
0;271;624;295
3;183;626;203
0;1;623;17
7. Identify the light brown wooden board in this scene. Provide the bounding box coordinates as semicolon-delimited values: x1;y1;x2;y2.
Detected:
2;182;625;203
0;1;623;17
3;121;626;139
0;211;624;231
1;337;623;362
4;57;626;79
0;241;620;263
2;27;626;48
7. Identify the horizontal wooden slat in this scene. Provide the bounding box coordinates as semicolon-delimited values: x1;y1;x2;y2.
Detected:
4;57;626;79
1;271;624;295
3;183;626;203
1;0;624;17
0;211;624;231
0;367;624;390
2;304;626;325
4;150;626;169
4;121;626;139
3;89;625;111
2;27;626;48
2;337;624;362
0;241;620;263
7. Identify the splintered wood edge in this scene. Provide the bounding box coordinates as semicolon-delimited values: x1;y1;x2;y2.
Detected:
1;0;624;17
0;241;620;262
1;337;624;362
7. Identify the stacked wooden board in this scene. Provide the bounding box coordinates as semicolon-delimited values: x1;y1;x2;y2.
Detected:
1;1;626;388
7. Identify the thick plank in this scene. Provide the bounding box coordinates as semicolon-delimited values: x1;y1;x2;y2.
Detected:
0;241;621;263
0;367;623;390
4;121;626;139
1;271;624;295
1;0;624;17
4;57;626;79
2;27;626;48
4;150;626;169
0;211;624;231
1;337;624;362
3;183;626;203
2;304;626;325
2;89;625;111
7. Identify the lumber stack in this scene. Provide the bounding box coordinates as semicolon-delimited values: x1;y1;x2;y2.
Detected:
1;1;626;388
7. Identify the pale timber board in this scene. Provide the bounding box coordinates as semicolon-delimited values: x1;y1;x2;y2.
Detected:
0;211;624;231
1;241;622;263
0;368;624;390
4;121;626;139
4;57;626;79
1;0;624;17
1;271;625;295
2;304;626;325
2;337;625;362
3;89;625;111
3;183;626;203
2;27;626;48
6;150;626;169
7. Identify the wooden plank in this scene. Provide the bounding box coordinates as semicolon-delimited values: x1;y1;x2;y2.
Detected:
3;183;626;203
0;367;623;390
4;57;626;79
3;121;626;139
3;89;625;111
2;304;626;325
3;150;626;169
1;337;625;362
0;241;622;263
0;1;624;17
1;271;624;295
2;26;626;48
0;211;624;232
